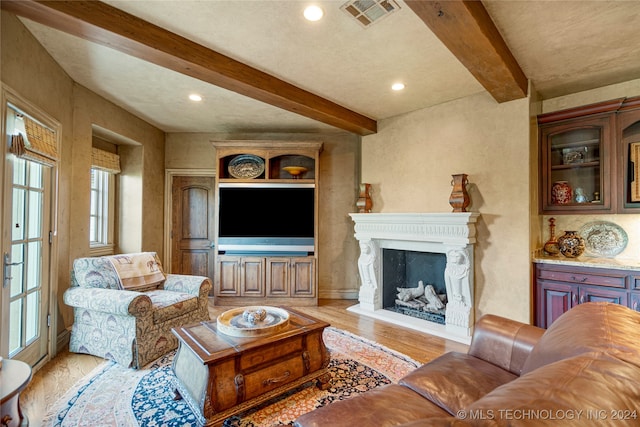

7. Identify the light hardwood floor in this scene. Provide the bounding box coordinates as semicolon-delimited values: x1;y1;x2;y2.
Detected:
20;299;469;426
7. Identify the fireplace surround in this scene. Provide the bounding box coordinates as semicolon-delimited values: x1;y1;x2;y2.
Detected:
348;212;480;344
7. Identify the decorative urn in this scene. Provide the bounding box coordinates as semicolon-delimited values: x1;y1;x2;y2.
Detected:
551;181;572;205
449;173;470;212
557;231;585;258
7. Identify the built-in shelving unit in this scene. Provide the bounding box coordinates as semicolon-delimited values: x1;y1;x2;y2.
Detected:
211;141;323;306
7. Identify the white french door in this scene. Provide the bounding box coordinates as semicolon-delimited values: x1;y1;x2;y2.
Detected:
1;104;53;366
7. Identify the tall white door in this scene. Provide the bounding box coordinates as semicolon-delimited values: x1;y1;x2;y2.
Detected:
1;106;52;366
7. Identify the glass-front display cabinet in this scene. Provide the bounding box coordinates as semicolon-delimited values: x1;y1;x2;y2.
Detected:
618;97;640;213
539;114;615;214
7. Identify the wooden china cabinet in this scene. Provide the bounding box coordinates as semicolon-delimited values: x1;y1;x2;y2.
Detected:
617;96;640;213
535;97;640;327
538;96;640;214
538;99;619;214
211;141;322;307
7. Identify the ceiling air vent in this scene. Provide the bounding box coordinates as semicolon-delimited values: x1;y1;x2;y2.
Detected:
341;0;401;28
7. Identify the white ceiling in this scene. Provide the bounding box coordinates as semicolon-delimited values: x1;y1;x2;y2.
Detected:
17;0;640;134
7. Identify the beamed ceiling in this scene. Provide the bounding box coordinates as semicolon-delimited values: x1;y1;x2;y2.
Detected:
2;0;640;135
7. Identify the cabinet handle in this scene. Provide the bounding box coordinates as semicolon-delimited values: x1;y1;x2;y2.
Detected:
571;276;588;283
263;370;291;386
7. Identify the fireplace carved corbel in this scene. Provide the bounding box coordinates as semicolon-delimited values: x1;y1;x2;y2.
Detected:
444;248;473;329
357;239;380;310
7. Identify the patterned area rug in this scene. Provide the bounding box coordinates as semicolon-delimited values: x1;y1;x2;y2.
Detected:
44;327;419;426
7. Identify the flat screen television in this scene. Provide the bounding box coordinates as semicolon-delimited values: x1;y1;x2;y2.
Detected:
217;183;315;254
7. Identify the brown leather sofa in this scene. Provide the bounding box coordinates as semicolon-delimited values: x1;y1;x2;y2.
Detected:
295;302;640;426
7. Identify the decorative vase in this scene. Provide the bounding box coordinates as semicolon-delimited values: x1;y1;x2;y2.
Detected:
574;187;588;203
551;181;572;205
543;217;560;256
356;183;373;213
557;231;585;258
449;173;470;212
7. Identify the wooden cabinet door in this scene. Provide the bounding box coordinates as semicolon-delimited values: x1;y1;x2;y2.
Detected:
240;257;265;296
630;293;640;312
617;103;640;212
578;285;628;306
216;256;240;296
536;280;575;328
291;258;315;297
538;105;617;214
266;258;290;296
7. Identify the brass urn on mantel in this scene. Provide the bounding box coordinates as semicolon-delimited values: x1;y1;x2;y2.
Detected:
449;173;470;212
356;183;373;213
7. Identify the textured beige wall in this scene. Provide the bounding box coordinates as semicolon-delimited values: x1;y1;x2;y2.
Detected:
165;132;361;299
362;92;533;322
70;86;165;261
166;133;217;169
542;79;640;113
118;145;143;253
530;85;543;264
2;12;165;331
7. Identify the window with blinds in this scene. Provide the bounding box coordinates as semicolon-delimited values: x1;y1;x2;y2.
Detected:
90;163;117;254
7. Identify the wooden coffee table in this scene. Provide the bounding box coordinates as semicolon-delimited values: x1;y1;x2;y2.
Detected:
171;307;331;426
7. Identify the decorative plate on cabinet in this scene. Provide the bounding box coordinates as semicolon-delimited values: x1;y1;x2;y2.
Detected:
579;221;628;258
228;154;265;179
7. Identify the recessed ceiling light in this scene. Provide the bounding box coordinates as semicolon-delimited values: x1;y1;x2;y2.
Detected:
391;83;405;91
304;5;324;21
189;94;202;102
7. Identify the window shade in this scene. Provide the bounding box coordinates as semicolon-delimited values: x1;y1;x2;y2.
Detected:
9;116;58;166
91;147;121;174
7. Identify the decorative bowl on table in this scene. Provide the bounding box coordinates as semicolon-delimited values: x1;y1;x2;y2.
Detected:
216;306;290;337
282;166;308;178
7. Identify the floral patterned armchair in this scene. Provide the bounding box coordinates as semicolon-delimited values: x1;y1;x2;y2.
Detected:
63;252;211;368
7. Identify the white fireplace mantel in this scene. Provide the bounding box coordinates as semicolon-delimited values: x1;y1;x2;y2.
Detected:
348;212;480;344
351;212;479;245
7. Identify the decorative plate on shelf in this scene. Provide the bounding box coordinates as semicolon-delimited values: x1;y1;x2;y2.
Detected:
228;154;264;179
578;221;628;258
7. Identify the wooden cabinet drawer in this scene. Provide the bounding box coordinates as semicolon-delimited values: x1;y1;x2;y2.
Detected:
537;268;626;288
240;336;303;370
242;354;305;400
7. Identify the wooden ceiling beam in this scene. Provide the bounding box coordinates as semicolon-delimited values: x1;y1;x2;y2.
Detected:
1;0;377;135
406;0;528;103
